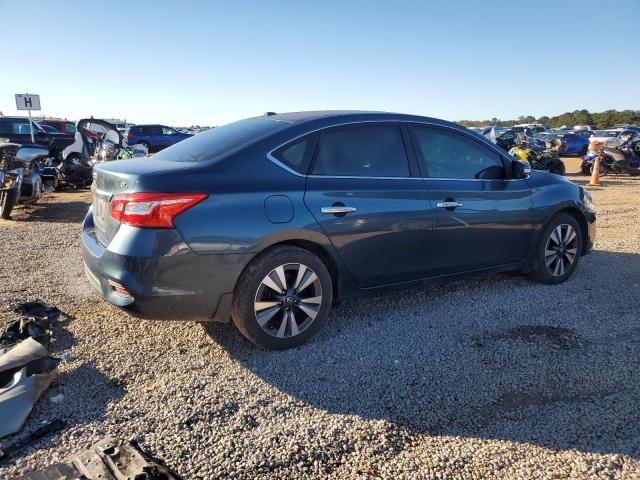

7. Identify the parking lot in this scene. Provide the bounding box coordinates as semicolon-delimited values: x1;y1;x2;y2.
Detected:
0;158;638;479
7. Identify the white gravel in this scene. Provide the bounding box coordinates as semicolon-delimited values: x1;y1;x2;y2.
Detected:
0;162;639;479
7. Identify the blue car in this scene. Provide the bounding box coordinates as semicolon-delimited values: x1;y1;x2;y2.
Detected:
538;132;589;155
83;111;596;349
124;124;191;152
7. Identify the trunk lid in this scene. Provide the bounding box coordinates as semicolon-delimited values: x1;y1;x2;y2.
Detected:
91;159;191;246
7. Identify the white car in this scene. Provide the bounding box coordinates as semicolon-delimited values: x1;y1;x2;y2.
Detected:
588;129;624;144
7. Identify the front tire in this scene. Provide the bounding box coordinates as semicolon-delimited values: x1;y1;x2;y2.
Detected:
528;213;582;285
232;246;333;349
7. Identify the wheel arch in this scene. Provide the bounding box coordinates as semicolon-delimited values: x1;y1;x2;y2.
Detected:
524;205;590;274
548;206;590;255
235;238;344;301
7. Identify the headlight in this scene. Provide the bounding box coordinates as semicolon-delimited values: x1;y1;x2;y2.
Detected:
582;188;595;212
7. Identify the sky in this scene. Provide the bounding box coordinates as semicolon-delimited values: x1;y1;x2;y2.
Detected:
1;0;639;126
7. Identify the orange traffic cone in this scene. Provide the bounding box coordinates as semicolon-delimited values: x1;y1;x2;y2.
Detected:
589;154;601;186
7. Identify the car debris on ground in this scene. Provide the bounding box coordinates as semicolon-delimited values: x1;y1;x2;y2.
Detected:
13;437;181;480
0;302;61;439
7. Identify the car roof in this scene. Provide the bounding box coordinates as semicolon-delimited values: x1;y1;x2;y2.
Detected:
253;110;461;129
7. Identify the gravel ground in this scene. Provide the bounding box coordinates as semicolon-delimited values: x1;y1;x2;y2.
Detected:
0;159;639;479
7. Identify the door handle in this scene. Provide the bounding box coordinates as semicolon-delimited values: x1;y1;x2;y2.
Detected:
321;206;357;214
436;201;464;209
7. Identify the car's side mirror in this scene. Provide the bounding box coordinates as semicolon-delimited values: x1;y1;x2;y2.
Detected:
511;160;531;179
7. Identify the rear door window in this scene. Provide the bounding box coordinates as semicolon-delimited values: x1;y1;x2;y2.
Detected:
413;126;505;180
311;124;410;177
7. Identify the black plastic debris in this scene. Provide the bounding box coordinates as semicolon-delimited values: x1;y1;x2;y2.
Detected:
14;438;182;480
0;419;66;461
11;301;61;324
0;318;50;351
0;300;60;351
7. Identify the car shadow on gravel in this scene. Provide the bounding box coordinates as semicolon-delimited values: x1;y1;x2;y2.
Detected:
22;192;91;224
204;250;640;459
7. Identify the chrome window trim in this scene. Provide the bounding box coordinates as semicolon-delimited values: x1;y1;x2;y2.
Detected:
308;174;421;180
266;152;307;178
421;177;529;182
265;119;522;181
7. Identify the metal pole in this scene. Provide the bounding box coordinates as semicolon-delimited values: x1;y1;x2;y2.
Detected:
27;108;35;143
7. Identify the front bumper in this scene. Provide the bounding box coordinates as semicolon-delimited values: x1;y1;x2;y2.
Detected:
81;207;250;321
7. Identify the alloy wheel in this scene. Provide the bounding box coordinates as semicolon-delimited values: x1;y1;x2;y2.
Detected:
254;263;322;338
545;224;578;277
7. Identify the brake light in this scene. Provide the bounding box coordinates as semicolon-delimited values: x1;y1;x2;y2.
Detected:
127;132;133;140
109;192;207;228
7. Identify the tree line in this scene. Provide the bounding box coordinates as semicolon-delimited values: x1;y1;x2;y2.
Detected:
458;110;640;130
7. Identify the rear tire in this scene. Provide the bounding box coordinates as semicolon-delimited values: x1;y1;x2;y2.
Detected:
528;213;582;285
231;246;333;349
0;188;17;219
580;162;592;175
547;159;565;176
589;161;609;177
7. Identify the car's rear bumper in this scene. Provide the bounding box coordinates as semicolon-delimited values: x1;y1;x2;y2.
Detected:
81;207;250;321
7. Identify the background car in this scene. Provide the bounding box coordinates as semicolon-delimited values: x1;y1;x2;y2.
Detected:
0;116;75;157
589;129;624;144
83;111;596;350
513;124;548;134
39;119;77;135
536;132;589;155
571;130;594;141
481;125;510;136
38;124;60;133
492;129;518;151
124;124;191;152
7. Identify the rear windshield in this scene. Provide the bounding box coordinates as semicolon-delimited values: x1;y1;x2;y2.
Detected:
153;118;289;163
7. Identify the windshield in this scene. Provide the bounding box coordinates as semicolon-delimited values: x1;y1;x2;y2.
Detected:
152;118;289;163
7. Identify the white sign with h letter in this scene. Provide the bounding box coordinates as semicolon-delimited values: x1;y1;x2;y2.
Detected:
14;93;41;142
15;94;41;111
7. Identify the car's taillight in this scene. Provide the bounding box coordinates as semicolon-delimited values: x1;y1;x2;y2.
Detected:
127;132;133;140
109;192;207;228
